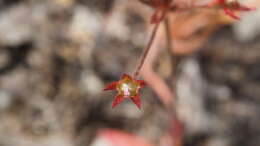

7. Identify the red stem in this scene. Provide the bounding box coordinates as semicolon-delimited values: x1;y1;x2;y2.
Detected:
133;21;160;78
133;10;167;78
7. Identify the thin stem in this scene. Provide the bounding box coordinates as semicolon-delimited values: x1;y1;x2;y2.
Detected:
133;21;161;78
133;9;168;78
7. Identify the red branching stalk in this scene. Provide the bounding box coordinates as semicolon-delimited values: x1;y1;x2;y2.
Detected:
134;0;254;78
105;0;255;108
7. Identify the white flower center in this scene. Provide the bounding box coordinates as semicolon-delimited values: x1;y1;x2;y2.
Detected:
122;83;131;97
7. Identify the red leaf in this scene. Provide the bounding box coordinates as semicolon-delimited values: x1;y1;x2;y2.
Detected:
224;8;240;19
237;5;255;11
208;0;255;20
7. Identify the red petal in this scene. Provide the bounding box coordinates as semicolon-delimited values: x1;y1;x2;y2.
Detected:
104;82;118;90
136;80;146;87
224;8;240;19
112;95;124;108
131;95;141;109
122;74;132;80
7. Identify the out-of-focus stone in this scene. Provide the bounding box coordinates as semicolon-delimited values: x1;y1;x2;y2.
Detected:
0;67;29;94
54;0;74;7
104;9;130;41
206;137;230;146
176;58;214;134
80;71;104;96
0;90;12;110
233;10;260;42
0;5;33;45
0;50;9;69
68;6;102;44
0;133;73;146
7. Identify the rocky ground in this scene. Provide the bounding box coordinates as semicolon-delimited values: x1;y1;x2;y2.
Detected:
0;0;259;146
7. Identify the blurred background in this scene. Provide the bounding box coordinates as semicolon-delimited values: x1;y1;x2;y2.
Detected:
0;0;260;146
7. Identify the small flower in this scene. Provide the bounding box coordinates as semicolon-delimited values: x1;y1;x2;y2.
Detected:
104;74;146;109
209;0;255;19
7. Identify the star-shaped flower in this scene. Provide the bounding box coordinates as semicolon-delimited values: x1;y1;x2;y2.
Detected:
104;74;146;109
209;0;255;19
